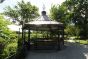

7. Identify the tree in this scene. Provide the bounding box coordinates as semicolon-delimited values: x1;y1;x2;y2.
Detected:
4;6;19;22
50;4;71;26
66;0;88;38
50;0;88;38
4;0;39;23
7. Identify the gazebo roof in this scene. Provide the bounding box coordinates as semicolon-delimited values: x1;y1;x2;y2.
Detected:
23;11;63;30
28;21;62;25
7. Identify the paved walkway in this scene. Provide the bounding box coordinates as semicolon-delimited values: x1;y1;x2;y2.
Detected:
25;42;88;59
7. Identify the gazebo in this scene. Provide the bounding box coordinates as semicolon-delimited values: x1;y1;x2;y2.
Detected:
22;11;64;50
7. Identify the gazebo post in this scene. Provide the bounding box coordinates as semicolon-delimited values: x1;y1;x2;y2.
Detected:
62;27;64;45
22;29;24;41
22;29;26;51
21;20;26;47
28;29;30;50
35;29;37;38
22;28;24;42
57;27;60;50
47;31;48;39
50;30;52;39
24;29;28;50
24;30;26;42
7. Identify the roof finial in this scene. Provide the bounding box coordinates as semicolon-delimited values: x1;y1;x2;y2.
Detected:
42;4;45;11
41;4;46;15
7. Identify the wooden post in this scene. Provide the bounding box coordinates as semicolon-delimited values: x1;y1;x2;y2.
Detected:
57;27;60;50
21;20;25;45
22;27;25;45
57;33;60;50
22;28;24;41
62;26;64;45
28;29;30;50
24;30;26;42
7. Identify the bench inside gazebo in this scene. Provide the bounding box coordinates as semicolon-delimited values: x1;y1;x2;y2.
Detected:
22;11;64;50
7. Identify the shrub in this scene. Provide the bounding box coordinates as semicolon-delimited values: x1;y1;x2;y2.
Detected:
2;43;17;59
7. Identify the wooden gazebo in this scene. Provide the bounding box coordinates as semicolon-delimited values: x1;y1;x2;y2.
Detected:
22;11;64;50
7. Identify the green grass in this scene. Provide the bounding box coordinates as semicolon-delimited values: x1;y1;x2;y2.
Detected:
65;39;88;45
75;40;88;44
64;36;88;45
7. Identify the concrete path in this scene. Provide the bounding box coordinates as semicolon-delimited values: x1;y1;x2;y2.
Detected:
25;42;88;59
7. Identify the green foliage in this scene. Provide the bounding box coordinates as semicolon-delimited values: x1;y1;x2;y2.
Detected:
50;0;88;38
2;43;17;58
77;40;88;44
17;0;39;21
4;0;39;23
0;15;10;40
62;0;88;38
66;0;88;38
50;4;71;26
0;37;5;43
3;1;39;57
0;15;18;59
0;15;17;41
4;6;19;21
75;1;88;37
65;24;80;36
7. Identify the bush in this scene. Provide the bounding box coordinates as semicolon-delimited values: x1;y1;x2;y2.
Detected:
0;15;18;59
1;43;17;59
0;37;5;59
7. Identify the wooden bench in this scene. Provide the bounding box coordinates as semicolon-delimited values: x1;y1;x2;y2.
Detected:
30;38;58;50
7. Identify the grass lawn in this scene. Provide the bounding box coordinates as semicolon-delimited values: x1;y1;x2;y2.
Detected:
75;40;88;44
64;37;88;45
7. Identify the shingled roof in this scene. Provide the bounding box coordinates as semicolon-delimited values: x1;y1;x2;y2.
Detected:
23;11;63;30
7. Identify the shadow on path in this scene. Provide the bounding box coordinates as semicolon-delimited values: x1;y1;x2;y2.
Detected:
25;42;88;59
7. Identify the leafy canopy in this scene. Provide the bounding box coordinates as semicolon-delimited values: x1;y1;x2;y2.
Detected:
4;0;39;23
50;0;88;38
